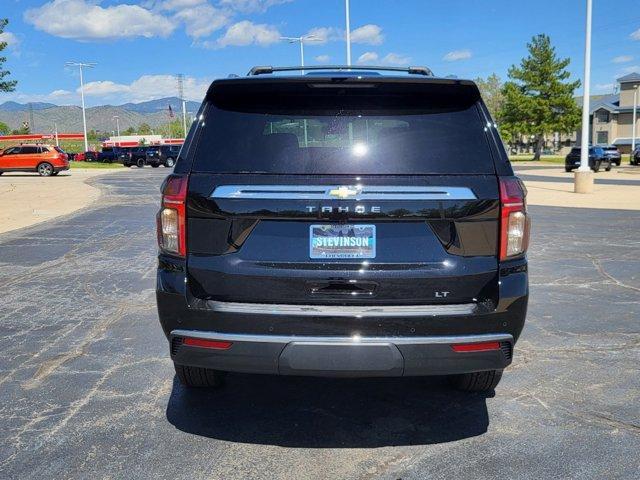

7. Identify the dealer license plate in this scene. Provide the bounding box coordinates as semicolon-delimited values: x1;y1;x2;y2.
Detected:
309;224;376;259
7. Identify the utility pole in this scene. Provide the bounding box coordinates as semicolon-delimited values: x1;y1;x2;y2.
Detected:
113;115;120;137
176;74;187;139
66;61;96;152
632;85;638;156
280;35;318;74
345;0;352;66
575;0;593;193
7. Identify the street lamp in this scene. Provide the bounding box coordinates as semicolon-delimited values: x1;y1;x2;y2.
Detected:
113;115;120;138
576;0;593;193
632;85;638;156
280;34;319;73
65;61;96;152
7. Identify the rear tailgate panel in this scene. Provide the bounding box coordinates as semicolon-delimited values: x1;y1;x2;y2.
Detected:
186;173;500;306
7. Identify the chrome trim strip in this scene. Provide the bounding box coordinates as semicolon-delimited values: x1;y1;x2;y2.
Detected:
211;185;476;201
171;329;513;346
203;301;476;317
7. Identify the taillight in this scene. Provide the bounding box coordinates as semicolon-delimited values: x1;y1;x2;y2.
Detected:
157;174;188;257
499;177;530;261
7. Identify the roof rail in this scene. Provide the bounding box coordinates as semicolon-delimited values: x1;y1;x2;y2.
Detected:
247;65;434;76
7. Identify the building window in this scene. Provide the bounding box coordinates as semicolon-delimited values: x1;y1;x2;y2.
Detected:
596;131;609;145
596;110;610;123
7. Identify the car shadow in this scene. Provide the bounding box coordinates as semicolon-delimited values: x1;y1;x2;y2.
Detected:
166;373;492;448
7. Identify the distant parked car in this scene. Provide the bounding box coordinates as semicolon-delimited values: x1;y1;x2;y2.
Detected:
565;146;611;173
0;144;69;176
632;146;640;166
123;146;149;168
145;145;182;168
83;151;99;162
98;146;131;163
601;145;621;166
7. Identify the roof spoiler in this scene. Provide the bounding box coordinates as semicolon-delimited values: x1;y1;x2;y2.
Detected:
247;65;434;77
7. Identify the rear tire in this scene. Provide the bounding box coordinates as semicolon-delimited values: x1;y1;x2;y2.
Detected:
592;161;601;172
565;167;572;173
605;164;612;172
449;369;503;392
136;158;145;168
174;363;225;388
37;162;54;177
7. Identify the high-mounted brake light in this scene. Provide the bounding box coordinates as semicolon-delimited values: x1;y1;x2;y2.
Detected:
499;177;530;261
157;174;188;257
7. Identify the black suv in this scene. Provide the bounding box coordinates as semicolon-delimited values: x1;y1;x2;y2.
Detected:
564;146;611;172
123;146;149;168
98;146;128;163
156;66;530;393
146;145;182;168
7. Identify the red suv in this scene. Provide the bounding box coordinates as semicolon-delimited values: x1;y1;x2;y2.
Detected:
0;144;69;176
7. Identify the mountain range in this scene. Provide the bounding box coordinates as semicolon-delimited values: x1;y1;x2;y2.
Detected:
0;97;202;134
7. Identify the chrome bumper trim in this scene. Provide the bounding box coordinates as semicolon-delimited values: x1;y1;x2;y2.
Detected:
171;330;513;346
204;301;477;317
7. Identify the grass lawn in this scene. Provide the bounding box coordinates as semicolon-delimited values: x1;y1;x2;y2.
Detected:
509;155;565;164
69;161;125;169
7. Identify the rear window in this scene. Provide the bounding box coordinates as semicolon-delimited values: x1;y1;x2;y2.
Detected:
192;80;495;174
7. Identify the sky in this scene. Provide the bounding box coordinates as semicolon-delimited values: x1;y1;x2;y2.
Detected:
1;0;640;107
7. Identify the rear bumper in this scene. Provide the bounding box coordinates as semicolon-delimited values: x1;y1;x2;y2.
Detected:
169;330;513;377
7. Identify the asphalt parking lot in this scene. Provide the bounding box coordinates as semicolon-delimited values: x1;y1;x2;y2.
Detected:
1;168;639;479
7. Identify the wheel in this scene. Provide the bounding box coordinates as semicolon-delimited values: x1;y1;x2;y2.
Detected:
151;163;159;168
37;162;54;176
174;363;225;388
165;157;175;168
449;369;503;392
605;163;612;172
592;161;601;172
565;167;572;173
136;158;145;168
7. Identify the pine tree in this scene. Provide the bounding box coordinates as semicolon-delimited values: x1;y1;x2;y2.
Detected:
0;19;17;92
500;34;581;160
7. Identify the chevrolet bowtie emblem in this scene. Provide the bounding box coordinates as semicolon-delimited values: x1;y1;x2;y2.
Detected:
328;186;361;199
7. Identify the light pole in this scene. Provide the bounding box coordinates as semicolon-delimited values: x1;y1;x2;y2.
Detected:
632;85;638;156
345;0;351;66
280;35;318;73
576;0;593;193
113;115;120;137
65;61;96;152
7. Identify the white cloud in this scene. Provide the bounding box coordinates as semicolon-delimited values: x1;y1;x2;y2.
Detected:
306;26;340;45
24;0;175;41
0;31;19;48
381;53;411;66
314;54;330;63
619;65;640;75
594;83;614;93
350;24;383;45
357;52;379;64
173;3;230;38
159;0;207;9
443;49;472;62
631;29;640;40
612;55;633;64
219;0;292;13
213;20;280;48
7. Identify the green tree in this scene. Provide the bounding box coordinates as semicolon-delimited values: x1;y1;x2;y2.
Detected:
137;123;152;135
122;126;136;136
0;19;17;92
158;119;184;138
475;73;504;121
0;121;9;135
500;34;581;160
